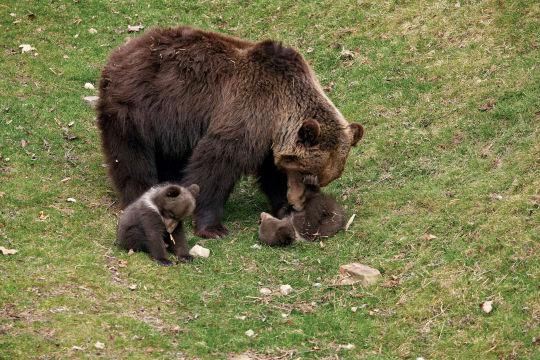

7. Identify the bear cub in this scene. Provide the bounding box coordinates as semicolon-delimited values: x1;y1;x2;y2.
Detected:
258;175;346;246
117;183;199;265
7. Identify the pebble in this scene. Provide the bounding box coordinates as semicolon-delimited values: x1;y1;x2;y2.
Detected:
279;284;293;295
189;244;210;258
83;96;99;107
259;287;272;296
337;263;381;286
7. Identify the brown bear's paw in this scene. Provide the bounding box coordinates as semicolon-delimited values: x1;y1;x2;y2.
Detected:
195;223;229;239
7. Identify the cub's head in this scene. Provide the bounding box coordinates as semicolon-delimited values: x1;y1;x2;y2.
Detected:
154;184;199;222
258;212;296;247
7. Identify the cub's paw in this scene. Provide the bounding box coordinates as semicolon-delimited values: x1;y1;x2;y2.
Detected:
155;258;174;267
178;254;194;263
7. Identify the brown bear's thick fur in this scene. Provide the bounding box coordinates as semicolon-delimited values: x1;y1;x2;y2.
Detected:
97;26;363;239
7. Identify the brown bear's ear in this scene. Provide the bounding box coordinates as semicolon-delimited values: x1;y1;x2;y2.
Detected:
187;184;200;198
349;123;364;146
298;119;321;146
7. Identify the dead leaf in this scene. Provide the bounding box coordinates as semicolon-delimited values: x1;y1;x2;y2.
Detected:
245;329;255;337
481;300;493;313
345;213;356;231
94;341;105;349
128;284;137;291
20;139;28;148
0;246;18;255
340;49;355;60
421;233;437;241
37;211;48;221
478;100;495;111
480;143;493;157
88;28;97;34
452;132;464;145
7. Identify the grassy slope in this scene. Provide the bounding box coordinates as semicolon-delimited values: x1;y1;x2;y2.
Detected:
1;0;539;359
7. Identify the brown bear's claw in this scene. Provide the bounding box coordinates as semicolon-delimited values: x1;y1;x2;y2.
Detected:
195;224;229;239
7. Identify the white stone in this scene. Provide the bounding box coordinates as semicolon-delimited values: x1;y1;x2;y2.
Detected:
83;96;99;107
66;198;76;203
337;263;381;286
127;25;144;32
279;284;293;295
88;28;97;34
84;82;95;90
19;44;35;53
245;329;255;337
189;244;210;258
94;341;105;349
259;287;272;296
481;300;493;313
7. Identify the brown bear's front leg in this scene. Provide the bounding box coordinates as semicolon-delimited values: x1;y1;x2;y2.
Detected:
182;136;244;239
257;152;289;218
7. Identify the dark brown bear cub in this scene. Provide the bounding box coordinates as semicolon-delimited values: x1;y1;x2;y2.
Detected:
117;183;199;265
258;175;345;246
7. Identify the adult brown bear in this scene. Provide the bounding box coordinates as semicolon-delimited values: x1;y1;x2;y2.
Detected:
97;26;363;238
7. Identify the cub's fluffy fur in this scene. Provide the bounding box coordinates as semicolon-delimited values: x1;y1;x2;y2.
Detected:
117;183;199;265
258;175;345;246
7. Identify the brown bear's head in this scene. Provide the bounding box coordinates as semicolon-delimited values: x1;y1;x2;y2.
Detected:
248;40;363;209
273;85;364;209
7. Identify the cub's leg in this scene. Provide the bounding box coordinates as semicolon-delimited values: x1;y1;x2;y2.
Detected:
167;222;193;262
141;215;172;266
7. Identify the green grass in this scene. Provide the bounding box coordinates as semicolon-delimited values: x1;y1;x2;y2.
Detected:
1;0;539;358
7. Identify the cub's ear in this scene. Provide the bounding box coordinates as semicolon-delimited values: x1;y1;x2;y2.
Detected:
298;119;321;146
166;186;181;198
187;184;200;198
349;123;364;146
260;212;274;222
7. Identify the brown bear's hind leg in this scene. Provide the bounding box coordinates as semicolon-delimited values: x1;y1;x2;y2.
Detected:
257;153;289;218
